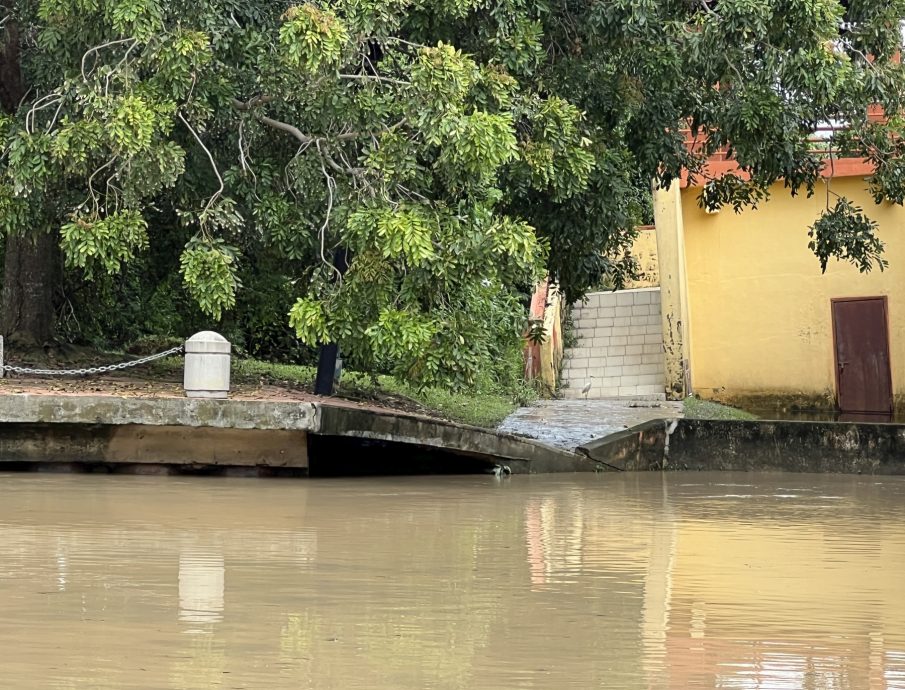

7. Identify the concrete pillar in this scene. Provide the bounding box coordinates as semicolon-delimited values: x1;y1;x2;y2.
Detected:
653;181;693;400
540;286;563;393
183;331;231;399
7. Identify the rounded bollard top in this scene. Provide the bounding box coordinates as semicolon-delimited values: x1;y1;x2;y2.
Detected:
184;330;231;354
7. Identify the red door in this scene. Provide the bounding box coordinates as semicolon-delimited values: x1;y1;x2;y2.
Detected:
832;297;893;413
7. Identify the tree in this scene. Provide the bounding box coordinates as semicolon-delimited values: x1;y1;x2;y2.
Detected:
2;0;589;387
520;0;905;293
1;0;59;347
2;0;904;385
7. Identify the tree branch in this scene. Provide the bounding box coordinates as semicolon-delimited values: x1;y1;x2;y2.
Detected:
81;38;137;82
178;112;224;217
82;155;118;215
231;97;366;174
316;142;344;284
105;39;141;96
232;97;316;145
231;94;274;112
25;92;62;133
231;96;361;142
378;36;429;51
338;73;410;87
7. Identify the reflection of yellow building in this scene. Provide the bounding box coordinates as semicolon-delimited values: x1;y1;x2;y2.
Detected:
664;515;905;689
654;172;905;414
527;474;905;689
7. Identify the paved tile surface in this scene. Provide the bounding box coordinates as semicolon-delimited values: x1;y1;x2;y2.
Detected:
499;398;683;450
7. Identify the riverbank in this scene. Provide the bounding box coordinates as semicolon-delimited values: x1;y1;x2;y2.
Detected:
6;357;898;478
0;382;903;476
0;353;525;429
0;386;589;475
580;417;905;475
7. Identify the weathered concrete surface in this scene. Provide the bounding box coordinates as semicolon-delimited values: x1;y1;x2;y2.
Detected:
0;394;318;430
316;405;594;474
671;419;905;474
653;181;692;400
0;393;585;474
580;418;905;475
499;398;682;449
578;419;670;471
0;423;307;468
4;391;905;475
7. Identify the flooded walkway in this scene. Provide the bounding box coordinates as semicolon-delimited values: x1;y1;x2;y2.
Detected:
499;398;682;448
2;472;905;688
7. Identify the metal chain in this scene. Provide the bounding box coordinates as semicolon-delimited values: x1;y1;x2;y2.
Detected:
3;345;184;377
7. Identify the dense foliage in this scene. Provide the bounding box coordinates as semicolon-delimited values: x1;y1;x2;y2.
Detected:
2;0;904;389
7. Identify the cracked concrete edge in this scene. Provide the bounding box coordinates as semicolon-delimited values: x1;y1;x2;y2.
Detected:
314;404;596;473
577;418;671;471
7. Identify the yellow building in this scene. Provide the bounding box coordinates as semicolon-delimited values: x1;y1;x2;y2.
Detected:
655;170;904;415
622;225;660;290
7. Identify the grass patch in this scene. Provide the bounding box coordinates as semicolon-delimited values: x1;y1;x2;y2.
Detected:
332;367;525;428
363;375;524;428
683;396;758;421
152;356;524;428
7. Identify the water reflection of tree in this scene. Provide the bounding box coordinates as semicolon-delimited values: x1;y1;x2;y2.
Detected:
169;635;228;690
275;497;507;689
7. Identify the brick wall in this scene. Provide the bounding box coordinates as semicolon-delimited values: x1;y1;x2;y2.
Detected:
561;288;666;399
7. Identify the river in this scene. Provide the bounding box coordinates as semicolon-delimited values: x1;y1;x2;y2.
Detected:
1;471;904;689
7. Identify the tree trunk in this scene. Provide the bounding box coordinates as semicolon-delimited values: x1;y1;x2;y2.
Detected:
0;3;24;114
0;6;59;348
1;232;59;347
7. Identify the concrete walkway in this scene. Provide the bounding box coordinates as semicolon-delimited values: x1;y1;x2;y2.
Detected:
499;398;683;450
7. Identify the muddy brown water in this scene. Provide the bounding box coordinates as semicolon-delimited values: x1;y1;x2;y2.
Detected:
2;472;905;689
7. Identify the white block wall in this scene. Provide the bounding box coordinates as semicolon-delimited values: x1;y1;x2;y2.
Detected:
561;287;666;399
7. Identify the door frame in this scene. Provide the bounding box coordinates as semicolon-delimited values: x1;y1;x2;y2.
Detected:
831;295;893;413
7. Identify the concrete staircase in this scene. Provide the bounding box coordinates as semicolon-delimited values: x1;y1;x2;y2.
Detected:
560;288;666;399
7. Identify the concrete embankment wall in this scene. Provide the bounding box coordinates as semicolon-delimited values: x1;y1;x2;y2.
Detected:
0;394;591;476
4;393;905;476
581;418;905;475
0;423;309;475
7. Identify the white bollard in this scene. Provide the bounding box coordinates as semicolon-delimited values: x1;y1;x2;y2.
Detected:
183;331;231;399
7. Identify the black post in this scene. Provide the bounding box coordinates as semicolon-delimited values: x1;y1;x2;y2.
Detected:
313;248;349;397
314;342;339;396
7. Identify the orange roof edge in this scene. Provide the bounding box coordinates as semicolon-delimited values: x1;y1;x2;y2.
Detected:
680;157;875;189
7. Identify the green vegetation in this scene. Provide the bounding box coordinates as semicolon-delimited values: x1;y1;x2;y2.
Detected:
152;356;526;427
683;397;758;422
355;375;526;428
2;0;905;399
